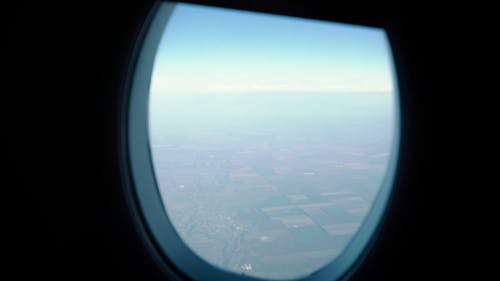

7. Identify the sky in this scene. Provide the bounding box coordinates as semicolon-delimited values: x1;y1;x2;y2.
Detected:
150;3;395;94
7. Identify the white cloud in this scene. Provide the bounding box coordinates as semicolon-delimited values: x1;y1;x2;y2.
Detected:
150;72;394;93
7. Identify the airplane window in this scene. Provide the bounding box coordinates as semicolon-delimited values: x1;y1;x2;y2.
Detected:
139;2;399;280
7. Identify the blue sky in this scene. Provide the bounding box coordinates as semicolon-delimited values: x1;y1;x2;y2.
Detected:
150;3;395;93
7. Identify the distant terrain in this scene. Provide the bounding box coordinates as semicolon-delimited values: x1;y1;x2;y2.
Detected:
150;91;394;279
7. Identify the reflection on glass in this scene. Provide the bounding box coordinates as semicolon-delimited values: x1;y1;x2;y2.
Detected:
149;2;396;280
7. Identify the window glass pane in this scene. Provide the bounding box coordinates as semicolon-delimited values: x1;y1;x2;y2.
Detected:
149;3;396;280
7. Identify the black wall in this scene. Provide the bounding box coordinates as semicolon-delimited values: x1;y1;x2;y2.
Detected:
6;1;434;280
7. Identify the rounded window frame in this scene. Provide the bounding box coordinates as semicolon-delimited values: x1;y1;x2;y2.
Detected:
124;2;402;281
